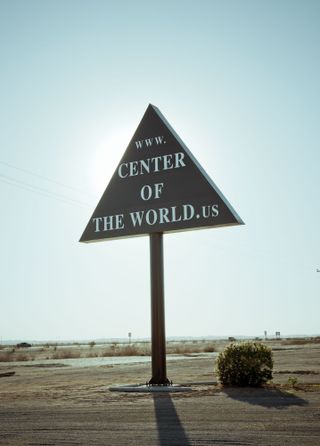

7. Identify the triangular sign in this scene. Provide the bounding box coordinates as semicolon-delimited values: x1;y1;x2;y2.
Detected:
80;104;243;242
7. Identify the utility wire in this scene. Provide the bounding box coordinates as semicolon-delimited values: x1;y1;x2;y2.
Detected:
0;160;95;198
0;173;93;208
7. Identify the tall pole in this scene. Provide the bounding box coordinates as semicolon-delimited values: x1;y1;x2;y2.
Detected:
149;232;170;385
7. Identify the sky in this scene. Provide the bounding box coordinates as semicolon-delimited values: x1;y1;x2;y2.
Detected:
0;0;319;342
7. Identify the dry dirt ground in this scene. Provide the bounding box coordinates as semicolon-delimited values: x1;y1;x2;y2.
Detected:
0;343;320;445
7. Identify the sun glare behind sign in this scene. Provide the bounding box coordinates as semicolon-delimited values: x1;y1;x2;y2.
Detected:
80;104;243;243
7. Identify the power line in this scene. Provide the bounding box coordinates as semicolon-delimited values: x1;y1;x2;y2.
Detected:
0;160;95;198
0;173;93;208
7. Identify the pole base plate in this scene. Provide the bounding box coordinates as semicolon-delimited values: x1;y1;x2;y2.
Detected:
109;384;192;393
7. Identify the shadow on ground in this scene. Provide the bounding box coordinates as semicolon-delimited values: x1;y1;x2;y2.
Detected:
153;393;252;446
153;394;191;446
223;386;308;409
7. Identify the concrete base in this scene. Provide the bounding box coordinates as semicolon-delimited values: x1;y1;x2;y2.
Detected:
109;384;192;393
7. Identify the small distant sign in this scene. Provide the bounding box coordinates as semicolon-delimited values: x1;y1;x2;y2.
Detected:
80;104;243;243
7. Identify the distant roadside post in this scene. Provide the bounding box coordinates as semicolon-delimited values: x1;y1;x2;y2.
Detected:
80;104;244;386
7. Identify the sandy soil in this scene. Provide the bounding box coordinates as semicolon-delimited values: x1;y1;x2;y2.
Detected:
0;342;320;445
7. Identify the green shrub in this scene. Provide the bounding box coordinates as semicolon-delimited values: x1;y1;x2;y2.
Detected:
216;342;273;386
288;376;298;388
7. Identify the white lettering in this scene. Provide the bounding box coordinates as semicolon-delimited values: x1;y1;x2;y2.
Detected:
130;210;144;227
202;204;219;218
154;183;164;199
140;183;164;201
152;156;161;172
134;136;165;149
129;161;139;176
140;158;150;174
93;217;103;232
103;215;114;231
145;209;157;225
118;163;128;178
154;136;165;145
140;185;152;201
115;214;125;229
93;215;124;232
145;138;154;147
162;154;173;170
174;152;186;168
202;205;210;218
126;203;200;228
171;206;182;222
212;204;219;217
102;214;125;231
183;204;195;221
159;207;170;223
135;140;144;149
118;152;186;179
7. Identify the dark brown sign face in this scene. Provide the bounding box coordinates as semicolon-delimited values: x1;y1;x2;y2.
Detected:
80;104;243;242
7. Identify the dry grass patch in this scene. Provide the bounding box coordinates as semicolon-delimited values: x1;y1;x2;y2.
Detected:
0;352;12;362
0;351;31;362
282;337;320;346
99;344;150;357
0;339;218;362
51;349;81;359
167;341;216;354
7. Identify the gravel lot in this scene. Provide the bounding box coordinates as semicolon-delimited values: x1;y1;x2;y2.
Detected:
0;342;319;445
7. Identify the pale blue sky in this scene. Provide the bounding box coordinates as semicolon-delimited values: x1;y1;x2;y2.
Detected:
0;0;319;341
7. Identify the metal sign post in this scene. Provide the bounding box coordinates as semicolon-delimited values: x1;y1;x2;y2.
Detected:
149;232;170;385
80;104;244;388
